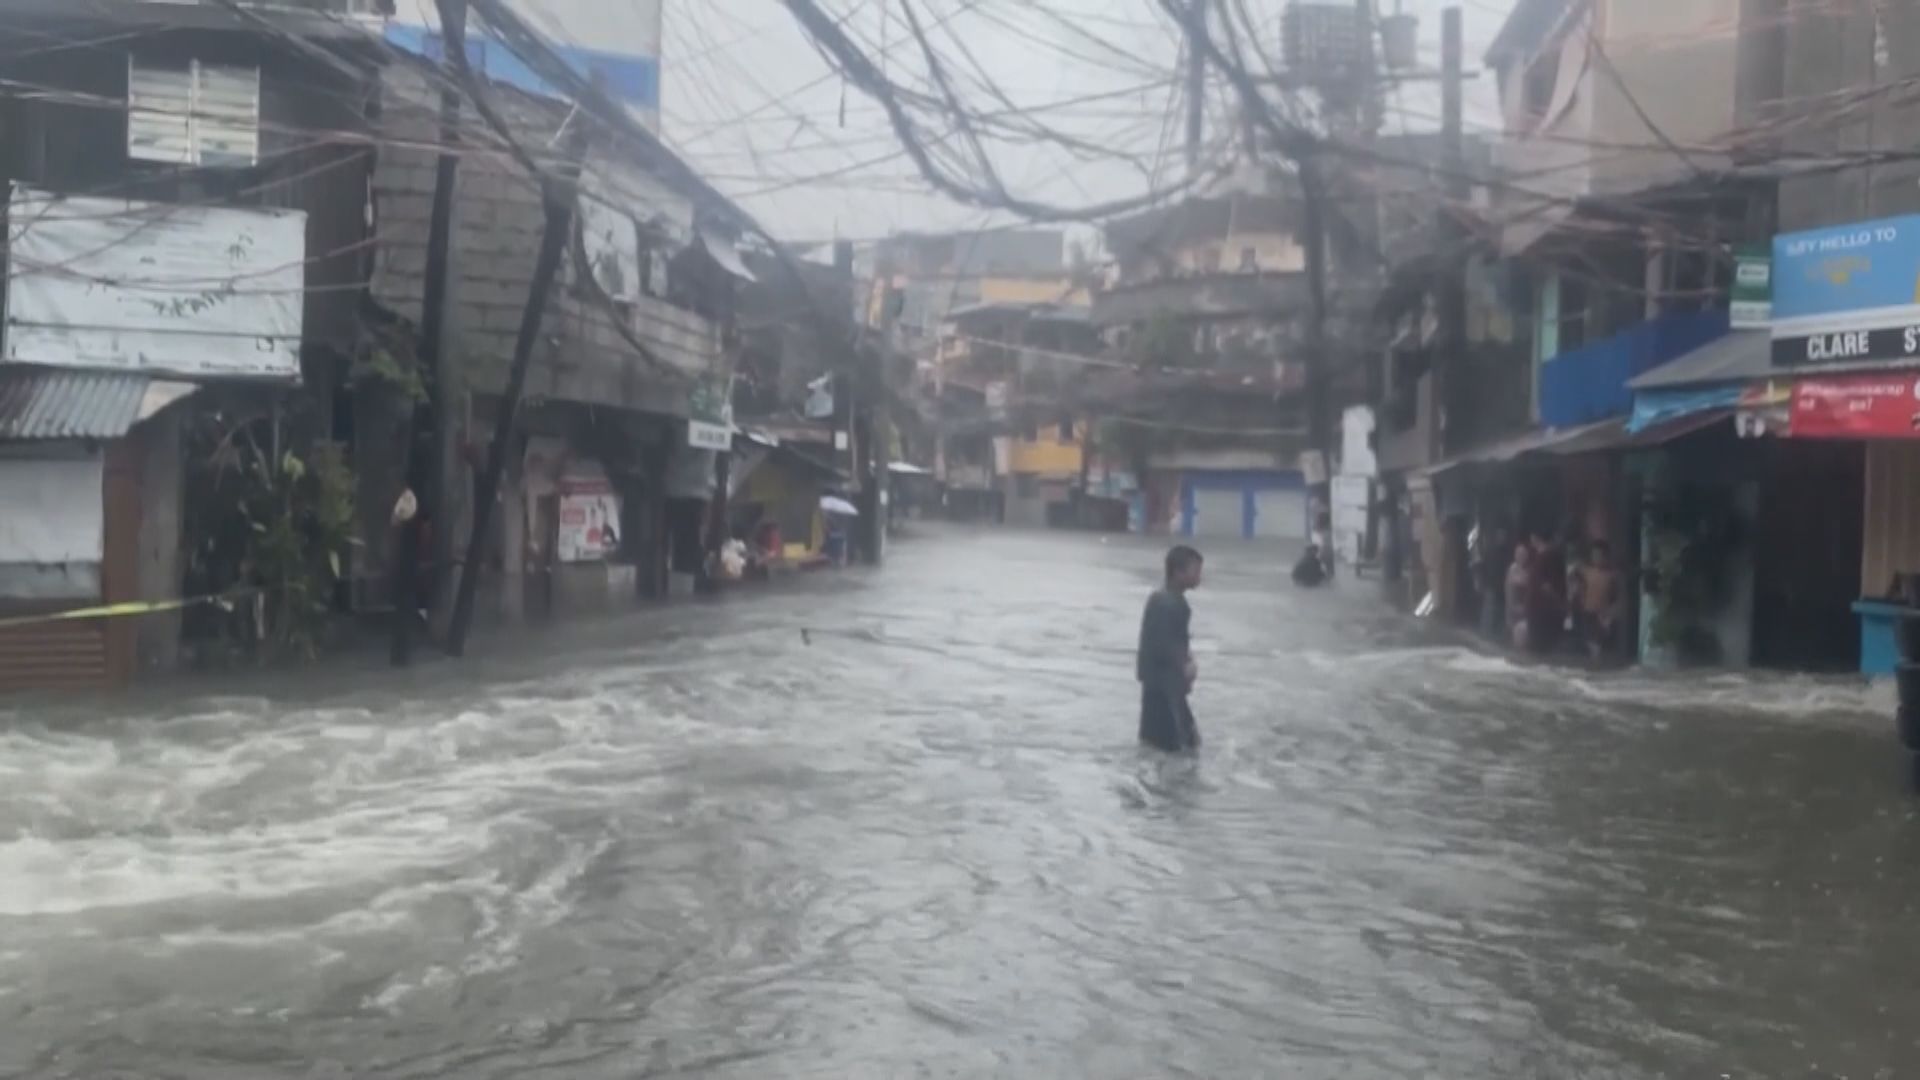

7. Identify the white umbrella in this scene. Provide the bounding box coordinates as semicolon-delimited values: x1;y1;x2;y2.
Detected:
820;495;860;517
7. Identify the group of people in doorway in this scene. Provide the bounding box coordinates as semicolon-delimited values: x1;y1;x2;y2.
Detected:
1477;525;1624;660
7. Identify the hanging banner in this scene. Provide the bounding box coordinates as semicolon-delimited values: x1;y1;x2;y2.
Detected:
1789;373;1920;439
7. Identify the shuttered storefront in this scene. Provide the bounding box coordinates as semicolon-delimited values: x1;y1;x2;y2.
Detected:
0;439;141;693
0;612;110;691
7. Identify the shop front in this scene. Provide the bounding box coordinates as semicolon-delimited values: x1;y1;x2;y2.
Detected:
730;440;844;571
1769;215;1920;676
0;370;192;691
1783;373;1920;675
521;436;641;617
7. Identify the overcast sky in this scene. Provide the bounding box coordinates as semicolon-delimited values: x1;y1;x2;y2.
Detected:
661;0;1517;244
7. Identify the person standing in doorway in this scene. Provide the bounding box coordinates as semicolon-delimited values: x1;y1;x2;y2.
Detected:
1576;540;1625;658
1138;545;1204;752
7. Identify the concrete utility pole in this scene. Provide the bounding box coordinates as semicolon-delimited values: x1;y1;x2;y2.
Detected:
393;0;466;667
1185;0;1207;171
1434;5;1467;462
1299;148;1334;501
446;128;591;657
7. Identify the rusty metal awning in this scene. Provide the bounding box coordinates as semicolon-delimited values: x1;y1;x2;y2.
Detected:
0;367;191;440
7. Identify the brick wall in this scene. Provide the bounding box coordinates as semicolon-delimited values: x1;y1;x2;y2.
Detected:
370;62;722;413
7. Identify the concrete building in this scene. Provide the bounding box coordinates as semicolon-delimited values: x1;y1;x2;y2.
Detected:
367;56;751;616
1486;0;1780;253
0;1;382;690
928;301;1101;528
1092;177;1331;543
0;0;774;690
865;228;1079;354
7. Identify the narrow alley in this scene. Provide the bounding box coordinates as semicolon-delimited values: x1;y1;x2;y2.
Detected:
1;529;1912;1079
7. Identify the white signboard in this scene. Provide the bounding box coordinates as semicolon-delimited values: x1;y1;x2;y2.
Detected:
557;486;622;563
1340;405;1377;479
688;421;732;451
1331;475;1371;566
5;186;306;380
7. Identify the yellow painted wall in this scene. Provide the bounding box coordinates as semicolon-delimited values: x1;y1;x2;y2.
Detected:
1009;422;1084;476
979;276;1083;306
742;459;824;555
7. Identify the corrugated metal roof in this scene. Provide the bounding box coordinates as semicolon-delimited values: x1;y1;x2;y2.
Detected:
0;369;151;440
1628;331;1772;391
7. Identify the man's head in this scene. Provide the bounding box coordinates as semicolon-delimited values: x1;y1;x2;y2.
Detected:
1513;543;1533;569
1165;545;1204;591
1590;539;1612;568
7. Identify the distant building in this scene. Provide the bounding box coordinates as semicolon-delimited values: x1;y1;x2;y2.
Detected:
930;301;1101;528
1092;172;1337;543
864;228;1080;351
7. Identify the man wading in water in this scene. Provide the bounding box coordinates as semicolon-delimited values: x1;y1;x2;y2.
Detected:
1138;545;1203;752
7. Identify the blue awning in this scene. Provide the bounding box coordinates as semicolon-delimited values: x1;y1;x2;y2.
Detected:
1628;385;1744;433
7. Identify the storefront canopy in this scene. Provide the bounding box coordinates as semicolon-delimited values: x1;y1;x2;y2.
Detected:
1417;410;1729;479
1414;421;1615;479
1629;330;1772;392
1628;384;1744;433
1537;409;1733;456
0;367;194;440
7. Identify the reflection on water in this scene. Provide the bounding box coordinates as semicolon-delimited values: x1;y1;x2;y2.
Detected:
1;528;1914;1078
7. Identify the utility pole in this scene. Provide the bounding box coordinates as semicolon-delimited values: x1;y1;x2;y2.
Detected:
392;0;466;667
1298;145;1334;509
446;133;589;657
1435;5;1466;462
1185;0;1207;171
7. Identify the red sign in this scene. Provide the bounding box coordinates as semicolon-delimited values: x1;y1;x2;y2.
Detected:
1789;374;1920;438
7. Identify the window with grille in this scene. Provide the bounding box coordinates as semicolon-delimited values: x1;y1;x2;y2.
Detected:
128;56;261;167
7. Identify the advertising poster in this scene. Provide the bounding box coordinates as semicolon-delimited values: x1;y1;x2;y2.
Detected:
1771;215;1920;366
1788;374;1920;439
557;481;622;562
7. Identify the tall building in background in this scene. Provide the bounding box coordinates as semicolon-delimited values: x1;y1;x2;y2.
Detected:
384;0;662;129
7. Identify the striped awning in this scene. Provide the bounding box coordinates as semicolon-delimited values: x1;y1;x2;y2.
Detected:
0;368;183;440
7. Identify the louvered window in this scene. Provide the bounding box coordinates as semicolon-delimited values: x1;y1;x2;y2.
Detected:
127;56;261;167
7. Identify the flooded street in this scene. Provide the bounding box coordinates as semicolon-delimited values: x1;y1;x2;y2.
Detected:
4;527;1918;1078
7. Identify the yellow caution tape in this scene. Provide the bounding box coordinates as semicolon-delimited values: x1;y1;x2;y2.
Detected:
0;590;256;631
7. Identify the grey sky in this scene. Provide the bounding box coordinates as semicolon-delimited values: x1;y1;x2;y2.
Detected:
662;1;1516;243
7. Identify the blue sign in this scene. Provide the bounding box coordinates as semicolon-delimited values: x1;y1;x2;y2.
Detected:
385;26;661;114
1772;215;1920;327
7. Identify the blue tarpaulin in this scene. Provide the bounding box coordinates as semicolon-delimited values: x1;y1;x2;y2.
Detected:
1628;385;1743;433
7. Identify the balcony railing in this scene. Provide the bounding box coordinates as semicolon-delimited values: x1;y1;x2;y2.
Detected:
1539;309;1729;428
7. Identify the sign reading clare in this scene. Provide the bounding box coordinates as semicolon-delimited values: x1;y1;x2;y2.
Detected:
1772;215;1920;366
